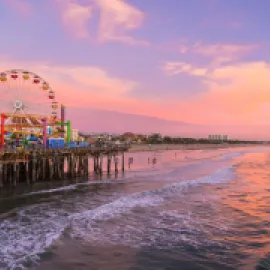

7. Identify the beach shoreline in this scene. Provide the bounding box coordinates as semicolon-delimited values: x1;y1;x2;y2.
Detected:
128;143;270;152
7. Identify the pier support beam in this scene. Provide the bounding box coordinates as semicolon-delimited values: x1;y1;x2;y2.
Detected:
107;154;112;174
15;163;20;186
94;156;98;173
99;154;103;175
4;164;7;184
32;152;37;183
25;162;29;185
78;155;83;177
114;155;119;173
71;153;76;179
49;158;54;180
122;152;125;172
61;156;65;179
42;158;46;181
0;144;129;188
82;155;88;176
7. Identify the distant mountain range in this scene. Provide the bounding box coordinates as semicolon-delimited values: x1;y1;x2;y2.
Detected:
66;107;270;140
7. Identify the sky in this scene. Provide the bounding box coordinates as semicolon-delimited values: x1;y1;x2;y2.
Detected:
0;0;270;139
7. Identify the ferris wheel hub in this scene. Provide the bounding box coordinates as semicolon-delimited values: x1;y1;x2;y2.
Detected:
14;99;23;110
13;99;24;113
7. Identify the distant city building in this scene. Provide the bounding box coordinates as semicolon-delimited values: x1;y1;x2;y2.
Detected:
64;127;80;141
72;129;79;141
208;134;229;141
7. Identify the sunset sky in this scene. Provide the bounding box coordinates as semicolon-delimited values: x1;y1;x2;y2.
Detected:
1;0;270;138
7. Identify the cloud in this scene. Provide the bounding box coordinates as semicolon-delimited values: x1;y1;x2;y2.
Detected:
93;0;148;46
164;42;258;77
56;0;148;45
59;1;92;38
47;66;138;96
193;42;257;64
203;62;270;114
179;42;257;65
3;0;32;16
1;55;270;132
0;55;139;113
162;60;270;125
163;62;207;76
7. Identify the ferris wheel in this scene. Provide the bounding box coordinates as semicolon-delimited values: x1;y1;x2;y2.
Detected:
0;69;59;134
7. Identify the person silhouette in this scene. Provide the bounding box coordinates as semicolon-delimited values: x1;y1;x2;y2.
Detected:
128;157;134;169
152;157;157;167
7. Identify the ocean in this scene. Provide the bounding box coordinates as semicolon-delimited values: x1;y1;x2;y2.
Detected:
0;147;269;270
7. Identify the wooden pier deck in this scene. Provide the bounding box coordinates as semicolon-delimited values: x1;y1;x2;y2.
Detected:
0;144;129;188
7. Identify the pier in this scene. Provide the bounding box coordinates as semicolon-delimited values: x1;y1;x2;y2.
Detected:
0;144;129;188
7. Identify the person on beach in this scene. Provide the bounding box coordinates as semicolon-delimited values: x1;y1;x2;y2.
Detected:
152;157;157;167
128;157;134;169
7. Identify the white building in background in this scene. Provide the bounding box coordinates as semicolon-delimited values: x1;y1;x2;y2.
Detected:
63;126;79;141
72;129;79;141
208;134;229;141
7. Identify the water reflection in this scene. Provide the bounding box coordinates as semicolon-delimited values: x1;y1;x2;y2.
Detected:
217;152;270;268
1;147;270;269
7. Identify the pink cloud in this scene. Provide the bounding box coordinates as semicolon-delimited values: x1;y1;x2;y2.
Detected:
55;0;148;46
93;0;149;46
163;42;258;76
162;61;270;126
202;62;270;115
163;62;207;76
0;55;143;114
2;55;270;134
3;0;32;16
193;42;257;64
178;42;258;65
59;1;92;38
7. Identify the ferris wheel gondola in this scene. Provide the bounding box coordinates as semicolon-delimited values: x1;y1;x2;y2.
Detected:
49;90;55;99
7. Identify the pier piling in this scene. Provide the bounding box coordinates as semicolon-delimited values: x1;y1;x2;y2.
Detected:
122;152;125;172
0;144;129;188
107;154;111;175
99;154;103;175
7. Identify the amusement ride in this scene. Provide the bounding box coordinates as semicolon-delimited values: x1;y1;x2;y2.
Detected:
0;69;71;149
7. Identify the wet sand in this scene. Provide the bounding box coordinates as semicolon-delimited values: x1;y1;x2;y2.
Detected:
129;143;269;152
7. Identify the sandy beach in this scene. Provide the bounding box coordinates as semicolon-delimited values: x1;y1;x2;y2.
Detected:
129;143;269;152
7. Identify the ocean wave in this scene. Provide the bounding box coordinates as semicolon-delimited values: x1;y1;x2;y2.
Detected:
0;163;236;269
69;165;235;242
2;179;126;201
0;206;69;270
5;149;242;201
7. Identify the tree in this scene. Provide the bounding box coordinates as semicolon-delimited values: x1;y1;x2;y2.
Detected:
163;136;173;144
147;133;163;144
